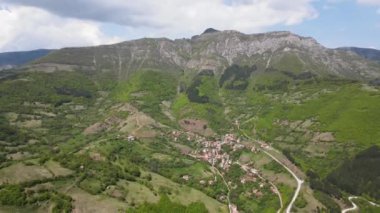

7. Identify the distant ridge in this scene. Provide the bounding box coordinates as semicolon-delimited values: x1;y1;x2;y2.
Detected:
338;47;380;63
0;49;53;70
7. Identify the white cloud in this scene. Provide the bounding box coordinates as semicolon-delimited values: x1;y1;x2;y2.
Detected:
107;0;318;39
2;0;318;29
0;5;121;52
0;0;318;51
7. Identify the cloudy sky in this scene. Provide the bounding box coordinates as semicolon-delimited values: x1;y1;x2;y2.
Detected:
0;0;379;52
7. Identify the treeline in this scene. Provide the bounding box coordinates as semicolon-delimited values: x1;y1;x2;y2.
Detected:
327;145;380;200
0;183;73;212
186;70;215;103
0;115;28;145
56;151;142;195
0;185;25;206
305;146;380;212
187;77;209;103
126;195;208;213
282;71;316;80
219;64;256;90
254;79;290;92
55;86;92;98
0;71;97;115
283;148;342;212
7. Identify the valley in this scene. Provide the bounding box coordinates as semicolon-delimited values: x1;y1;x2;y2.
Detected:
0;30;380;213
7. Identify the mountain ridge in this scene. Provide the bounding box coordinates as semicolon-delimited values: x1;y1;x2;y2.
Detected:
26;30;380;81
337;47;380;63
0;49;53;71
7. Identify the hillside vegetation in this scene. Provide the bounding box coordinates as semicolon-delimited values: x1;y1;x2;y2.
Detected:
1;30;380;212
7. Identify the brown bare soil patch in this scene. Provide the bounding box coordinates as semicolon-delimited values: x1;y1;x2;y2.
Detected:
44;160;74;177
179;119;215;136
83;116;123;135
89;152;106;162
312;132;335;142
6;151;32;160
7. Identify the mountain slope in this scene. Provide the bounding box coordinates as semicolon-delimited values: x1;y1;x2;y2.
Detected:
31;30;380;81
338;47;380;63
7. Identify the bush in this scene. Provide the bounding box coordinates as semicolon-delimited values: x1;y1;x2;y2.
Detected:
126;195;207;213
0;185;26;206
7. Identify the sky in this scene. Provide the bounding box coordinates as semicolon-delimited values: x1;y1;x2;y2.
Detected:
0;0;379;52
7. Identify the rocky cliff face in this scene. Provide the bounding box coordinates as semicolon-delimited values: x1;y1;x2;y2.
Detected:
30;30;380;81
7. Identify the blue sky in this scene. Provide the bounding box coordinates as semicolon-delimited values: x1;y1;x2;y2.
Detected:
277;0;380;48
0;0;379;52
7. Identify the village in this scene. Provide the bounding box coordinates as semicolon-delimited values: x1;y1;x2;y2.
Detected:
168;130;280;205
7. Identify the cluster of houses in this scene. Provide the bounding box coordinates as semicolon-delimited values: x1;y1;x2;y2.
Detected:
168;129;279;207
239;163;272;198
199;134;280;198
194;133;244;171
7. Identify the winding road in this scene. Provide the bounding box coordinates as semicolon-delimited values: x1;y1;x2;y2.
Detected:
262;150;304;213
342;196;358;213
242;131;304;213
341;196;380;213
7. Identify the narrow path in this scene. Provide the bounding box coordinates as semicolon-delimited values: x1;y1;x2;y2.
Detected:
237;162;283;213
212;166;232;213
242;131;304;213
263;150;304;213
188;153;232;213
342;196;358;213
269;181;284;213
342;196;380;213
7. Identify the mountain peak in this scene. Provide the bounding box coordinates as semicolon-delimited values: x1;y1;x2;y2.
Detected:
202;28;220;34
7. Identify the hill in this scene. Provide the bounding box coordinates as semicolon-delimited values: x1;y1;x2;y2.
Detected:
327;145;380;200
